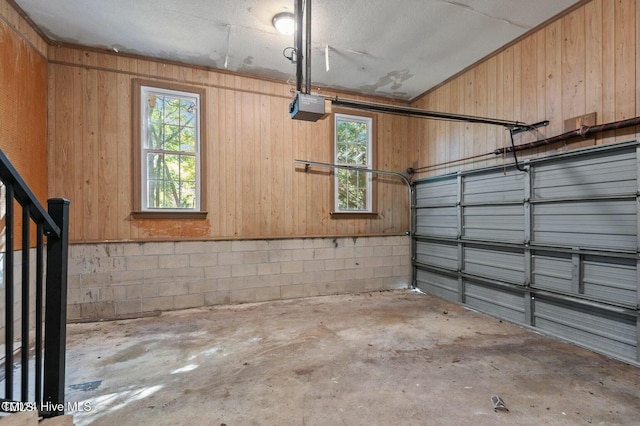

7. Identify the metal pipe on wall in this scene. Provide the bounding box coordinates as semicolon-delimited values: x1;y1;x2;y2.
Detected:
411;116;640;173
293;159;415;239
294;159;417;289
494;116;640;155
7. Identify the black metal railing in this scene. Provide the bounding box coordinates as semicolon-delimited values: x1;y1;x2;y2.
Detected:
0;149;69;417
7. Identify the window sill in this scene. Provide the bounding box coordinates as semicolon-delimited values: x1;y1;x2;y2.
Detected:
131;211;208;220
330;212;379;218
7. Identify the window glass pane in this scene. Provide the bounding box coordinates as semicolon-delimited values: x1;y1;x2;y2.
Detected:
164;154;180;182
162;180;178;208
163;124;180;151
336;140;347;163
147;94;163;123
180;99;196;128
164;97;180;124
179;155;196;181
337;169;368;211
147;153;164;180
180;181;196;209
351;188;367;210
141;85;200;211
146;123;163;149
180;127;196;152
357;170;368;187
337;119;368;166
335;114;371;212
148;180;164;208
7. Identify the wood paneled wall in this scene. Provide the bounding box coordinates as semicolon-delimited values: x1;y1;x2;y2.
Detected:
410;0;639;176
0;2;48;248
47;47;412;242
0;4;47;201
19;0;634;242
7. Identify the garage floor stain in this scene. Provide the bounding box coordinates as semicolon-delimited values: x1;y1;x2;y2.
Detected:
64;290;640;425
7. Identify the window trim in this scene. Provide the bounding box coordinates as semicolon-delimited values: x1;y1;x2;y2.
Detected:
132;79;207;218
331;109;377;216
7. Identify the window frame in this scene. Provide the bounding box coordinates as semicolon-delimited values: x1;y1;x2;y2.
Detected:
132;79;207;219
331;110;377;216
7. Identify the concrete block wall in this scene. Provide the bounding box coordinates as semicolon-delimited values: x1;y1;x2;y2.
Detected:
67;236;411;321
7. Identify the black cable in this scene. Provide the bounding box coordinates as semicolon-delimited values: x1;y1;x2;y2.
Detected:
283;47;296;63
509;129;527;172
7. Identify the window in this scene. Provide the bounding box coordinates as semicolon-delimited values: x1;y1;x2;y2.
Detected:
132;80;206;218
333;112;374;213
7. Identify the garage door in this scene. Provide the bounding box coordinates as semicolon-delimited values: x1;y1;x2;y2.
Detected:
413;140;640;365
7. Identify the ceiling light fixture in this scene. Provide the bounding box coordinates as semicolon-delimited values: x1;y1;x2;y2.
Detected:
272;12;295;35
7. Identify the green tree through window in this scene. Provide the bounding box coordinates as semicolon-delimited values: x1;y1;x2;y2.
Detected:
334;114;372;212
142;87;200;210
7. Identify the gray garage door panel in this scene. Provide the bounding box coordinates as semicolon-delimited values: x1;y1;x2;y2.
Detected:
463;205;524;242
415;241;458;270
463;171;524;203
464;246;525;284
415;176;457;207
416;269;458;302
532;200;637;250
532;150;637;200
413;141;640;365
582;256;636;307
416;207;457;237
534;298;637;361
465;280;525;323
532;251;573;293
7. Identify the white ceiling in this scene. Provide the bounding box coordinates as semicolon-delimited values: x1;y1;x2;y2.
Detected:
15;0;581;101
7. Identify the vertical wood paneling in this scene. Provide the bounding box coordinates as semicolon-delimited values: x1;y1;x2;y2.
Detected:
240;90;254;235
535;30;547;135
84;68;99;239
637;0;640;137
485;56;497;167
22;0;640;242
97;69;118;240
47;46;410;242
116;73;131;239
494;52;505;162
502;46;515;158
562;7;586;121
0;13;47;248
520;35;537;144
614;0;636;141
545;19;563;143
0;0;47;56
512;42;524;157
448;77;463;170
282;100;294;236
425;92;437;172
207;87;219;237
601;0;616;145
411;0;640;175
464;71;475;165
585;0;603;143
635;2;640;135
563;7;593;151
436;82;450;168
0;20;47;201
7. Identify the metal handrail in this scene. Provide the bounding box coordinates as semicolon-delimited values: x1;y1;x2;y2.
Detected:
0;151;60;237
0;148;69;417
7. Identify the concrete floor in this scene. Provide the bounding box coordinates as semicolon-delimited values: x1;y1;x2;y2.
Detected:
64;290;640;425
